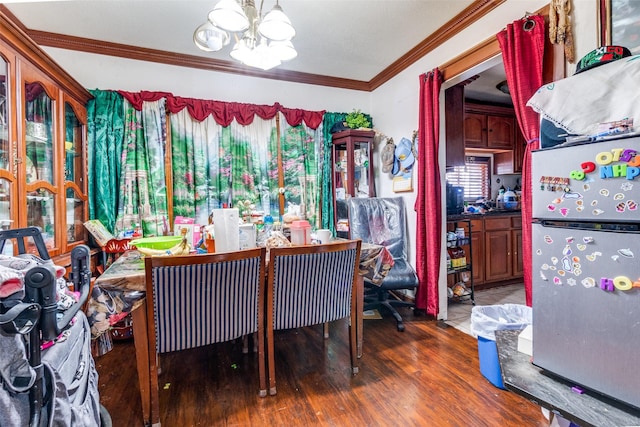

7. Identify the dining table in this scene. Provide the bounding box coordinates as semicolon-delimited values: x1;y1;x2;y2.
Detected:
86;241;393;425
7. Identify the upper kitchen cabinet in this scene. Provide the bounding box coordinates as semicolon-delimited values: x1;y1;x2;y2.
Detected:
0;11;92;258
494;128;526;175
464;103;515;150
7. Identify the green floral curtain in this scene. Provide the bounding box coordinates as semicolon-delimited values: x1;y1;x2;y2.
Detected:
115;99;168;236
170;111;221;224
279;115;323;228
170;111;278;224
321;112;345;232
88;92;328;235
227;117;278;219
87;90;124;233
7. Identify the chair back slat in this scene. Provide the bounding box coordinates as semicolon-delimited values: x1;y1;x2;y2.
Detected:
143;247;268;418
266;240;361;395
146;250;265;354
271;248;357;330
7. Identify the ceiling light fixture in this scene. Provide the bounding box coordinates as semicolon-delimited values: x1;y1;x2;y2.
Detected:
194;0;297;71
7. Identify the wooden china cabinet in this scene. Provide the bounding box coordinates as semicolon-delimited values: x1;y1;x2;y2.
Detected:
0;11;93;261
331;129;376;236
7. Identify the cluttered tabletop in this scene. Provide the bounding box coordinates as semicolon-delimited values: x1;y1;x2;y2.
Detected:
86;239;393;356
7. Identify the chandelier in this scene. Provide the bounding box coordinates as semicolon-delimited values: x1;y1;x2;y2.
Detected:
194;0;297;71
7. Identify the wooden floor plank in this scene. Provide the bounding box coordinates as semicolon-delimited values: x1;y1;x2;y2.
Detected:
96;308;548;426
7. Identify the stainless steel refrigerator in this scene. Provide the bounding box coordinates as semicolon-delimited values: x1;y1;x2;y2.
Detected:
531;134;640;410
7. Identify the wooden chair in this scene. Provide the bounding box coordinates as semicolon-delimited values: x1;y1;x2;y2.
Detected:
143;248;267;426
265;240;361;395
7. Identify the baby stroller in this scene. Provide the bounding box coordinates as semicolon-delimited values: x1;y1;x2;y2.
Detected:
0;227;111;427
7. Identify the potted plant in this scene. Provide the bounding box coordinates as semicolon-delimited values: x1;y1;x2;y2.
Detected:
345;109;371;130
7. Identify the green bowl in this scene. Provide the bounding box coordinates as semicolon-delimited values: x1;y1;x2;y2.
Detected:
130;236;183;250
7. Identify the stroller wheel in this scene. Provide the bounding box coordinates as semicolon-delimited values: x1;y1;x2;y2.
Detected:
99;404;112;427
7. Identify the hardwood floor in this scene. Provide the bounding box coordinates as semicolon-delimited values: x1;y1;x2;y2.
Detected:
96;308;548;426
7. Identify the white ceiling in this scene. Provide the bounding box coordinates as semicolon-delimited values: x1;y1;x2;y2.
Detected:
3;0;473;82
3;0;511;102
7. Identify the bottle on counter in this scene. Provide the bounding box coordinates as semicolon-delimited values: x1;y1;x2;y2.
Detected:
257;215;274;247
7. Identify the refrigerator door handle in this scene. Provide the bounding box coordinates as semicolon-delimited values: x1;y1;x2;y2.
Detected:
535;220;640;233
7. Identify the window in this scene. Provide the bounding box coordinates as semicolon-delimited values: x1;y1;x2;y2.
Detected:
446;156;490;200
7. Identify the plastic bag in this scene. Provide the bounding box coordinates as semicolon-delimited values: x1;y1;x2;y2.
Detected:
470;303;532;341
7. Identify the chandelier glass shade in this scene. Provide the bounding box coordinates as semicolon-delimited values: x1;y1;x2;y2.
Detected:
194;0;297;71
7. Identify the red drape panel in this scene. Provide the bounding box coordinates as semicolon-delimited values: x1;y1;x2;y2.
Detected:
118;90;324;129
117;90;171;109
497;15;545;307
414;69;442;315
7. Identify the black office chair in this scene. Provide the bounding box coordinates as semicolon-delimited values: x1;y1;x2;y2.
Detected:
347;197;418;331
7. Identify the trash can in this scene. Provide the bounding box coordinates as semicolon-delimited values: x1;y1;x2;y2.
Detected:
470;303;532;389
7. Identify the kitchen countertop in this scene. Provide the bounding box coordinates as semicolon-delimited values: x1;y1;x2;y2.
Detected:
495;329;640;427
447;210;521;221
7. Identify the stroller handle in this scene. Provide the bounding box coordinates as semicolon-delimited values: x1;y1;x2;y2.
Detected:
24;245;92;341
59;245;92;332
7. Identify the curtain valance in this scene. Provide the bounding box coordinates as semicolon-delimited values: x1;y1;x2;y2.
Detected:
118;90;325;129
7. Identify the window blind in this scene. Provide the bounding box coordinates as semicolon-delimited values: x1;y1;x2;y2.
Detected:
446;156;490;200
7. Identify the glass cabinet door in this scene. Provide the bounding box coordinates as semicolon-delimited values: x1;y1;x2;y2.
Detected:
333;146;348;200
0;55;12;230
0;56;8;172
353;141;371;198
24;82;54;184
64;102;85;244
25;81;56;249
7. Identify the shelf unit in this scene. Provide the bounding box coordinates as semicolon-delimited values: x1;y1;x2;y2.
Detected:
446;219;475;304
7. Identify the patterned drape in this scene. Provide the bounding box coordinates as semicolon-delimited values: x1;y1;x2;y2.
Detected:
115;99;168;237
415;69;442;316
88;91;326;235
279;116;323;228
170;111;222;224
224;116;278;219
87;90;124;232
497;15;545;307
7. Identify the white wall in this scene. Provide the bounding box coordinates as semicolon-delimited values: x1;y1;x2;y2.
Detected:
42;0;600;319
44;48;372;112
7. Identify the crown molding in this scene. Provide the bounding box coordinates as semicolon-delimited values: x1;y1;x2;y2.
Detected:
5;0;505;92
370;0;506;90
26;29;372;91
0;5;91;102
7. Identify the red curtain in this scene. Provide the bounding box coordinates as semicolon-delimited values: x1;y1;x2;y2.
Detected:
497;15;545;306
118;90;324;129
414;69;442;316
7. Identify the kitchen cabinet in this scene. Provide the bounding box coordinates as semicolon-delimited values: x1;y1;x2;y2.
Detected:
485;228;512;281
331;129;375;235
483;215;523;284
469;219;484;285
0;13;93;259
512;216;523;277
464;103;515;150
494;128;526;175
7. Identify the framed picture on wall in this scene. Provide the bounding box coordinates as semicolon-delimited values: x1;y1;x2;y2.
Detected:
599;0;640;54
